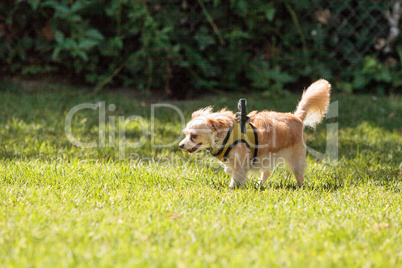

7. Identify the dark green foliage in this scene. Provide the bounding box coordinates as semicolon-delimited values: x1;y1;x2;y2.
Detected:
0;0;400;96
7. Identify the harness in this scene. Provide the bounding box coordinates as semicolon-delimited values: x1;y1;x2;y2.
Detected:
211;99;258;162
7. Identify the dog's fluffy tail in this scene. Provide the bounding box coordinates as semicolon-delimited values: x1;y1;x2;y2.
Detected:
294;79;331;128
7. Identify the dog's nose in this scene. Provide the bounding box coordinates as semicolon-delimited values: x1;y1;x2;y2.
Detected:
179;143;184;149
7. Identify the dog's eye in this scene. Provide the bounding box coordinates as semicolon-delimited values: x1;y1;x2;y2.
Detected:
191;134;197;139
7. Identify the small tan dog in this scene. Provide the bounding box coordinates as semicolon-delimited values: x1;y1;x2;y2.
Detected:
179;79;331;188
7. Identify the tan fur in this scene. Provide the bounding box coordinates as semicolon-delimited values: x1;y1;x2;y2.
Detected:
249;111;303;154
179;79;331;188
294;79;331;128
192;106;213;119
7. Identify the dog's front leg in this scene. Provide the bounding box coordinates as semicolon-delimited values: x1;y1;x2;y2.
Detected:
229;170;248;188
224;166;233;176
227;146;251;188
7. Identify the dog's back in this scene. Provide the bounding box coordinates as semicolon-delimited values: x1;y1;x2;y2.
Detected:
249;111;303;153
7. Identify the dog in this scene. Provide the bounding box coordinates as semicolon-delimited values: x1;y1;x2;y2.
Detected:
179;79;331;188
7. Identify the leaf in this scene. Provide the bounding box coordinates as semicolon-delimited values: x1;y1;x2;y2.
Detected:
51;47;61;61
73;15;84;22
235;0;248;17
25;0;41;10
172;44;181;54
100;37;123;57
85;29;104;41
185;47;218;77
246;60;294;89
72;50;88;61
179;61;189;68
353;72;369;89
374;68;392;82
194;27;216;50
337;82;353;94
265;8;276;21
70;2;84;12
362;56;378;73
51;4;71;16
129;26;140;35
314;9;331;25
64;39;77;50
246;60;271;89
268;66;294;83
225;29;251;40
20;35;33;49
213;0;220;8
54;31;64;44
161;26;173;34
78;39;99;50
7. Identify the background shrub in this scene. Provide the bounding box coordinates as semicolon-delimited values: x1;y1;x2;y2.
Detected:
0;0;400;97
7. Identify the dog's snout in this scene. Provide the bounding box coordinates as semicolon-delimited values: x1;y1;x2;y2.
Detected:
179;143;184;149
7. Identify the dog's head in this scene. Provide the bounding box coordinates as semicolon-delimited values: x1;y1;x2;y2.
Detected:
179;107;234;153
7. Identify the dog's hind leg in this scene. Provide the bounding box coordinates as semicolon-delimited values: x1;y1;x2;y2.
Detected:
288;144;307;186
229;170;248;188
259;170;271;186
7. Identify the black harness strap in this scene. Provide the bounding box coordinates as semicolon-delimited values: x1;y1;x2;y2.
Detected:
210;99;259;163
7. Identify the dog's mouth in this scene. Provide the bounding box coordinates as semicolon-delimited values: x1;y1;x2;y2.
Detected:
187;143;202;153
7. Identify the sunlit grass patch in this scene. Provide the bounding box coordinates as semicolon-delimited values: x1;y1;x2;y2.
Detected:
0;86;400;267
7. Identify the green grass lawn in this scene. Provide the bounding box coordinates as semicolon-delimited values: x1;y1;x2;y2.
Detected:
0;82;401;267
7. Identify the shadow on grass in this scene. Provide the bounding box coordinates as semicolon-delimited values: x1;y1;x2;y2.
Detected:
204;164;401;193
204;171;346;193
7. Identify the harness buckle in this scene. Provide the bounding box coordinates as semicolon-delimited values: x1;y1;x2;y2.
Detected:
236;98;249;133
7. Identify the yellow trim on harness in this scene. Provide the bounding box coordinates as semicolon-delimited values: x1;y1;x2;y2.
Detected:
212;122;258;162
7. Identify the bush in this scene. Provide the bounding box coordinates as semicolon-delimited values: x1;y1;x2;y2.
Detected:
0;0;400;97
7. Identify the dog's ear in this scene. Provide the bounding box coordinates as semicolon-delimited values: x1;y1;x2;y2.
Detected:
192;106;213;119
206;117;230;132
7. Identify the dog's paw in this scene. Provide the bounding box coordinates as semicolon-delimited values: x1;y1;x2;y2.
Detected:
229;179;244;189
254;181;266;191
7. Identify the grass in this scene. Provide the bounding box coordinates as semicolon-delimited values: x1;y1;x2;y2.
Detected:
0;82;401;267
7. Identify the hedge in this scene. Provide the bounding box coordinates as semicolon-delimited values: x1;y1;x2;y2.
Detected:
1;0;400;97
